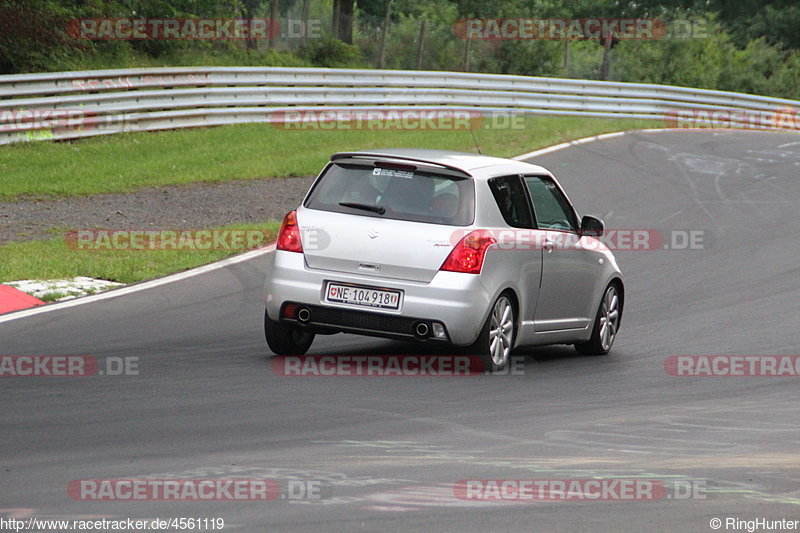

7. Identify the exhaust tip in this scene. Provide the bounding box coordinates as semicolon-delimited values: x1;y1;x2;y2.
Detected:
414;321;430;337
297;308;311;322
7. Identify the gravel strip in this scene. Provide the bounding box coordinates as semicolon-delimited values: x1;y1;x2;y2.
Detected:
0;177;315;244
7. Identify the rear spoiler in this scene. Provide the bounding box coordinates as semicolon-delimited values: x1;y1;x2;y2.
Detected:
331;152;473;178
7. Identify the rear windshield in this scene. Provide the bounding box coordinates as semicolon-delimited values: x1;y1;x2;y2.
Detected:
304;163;474;226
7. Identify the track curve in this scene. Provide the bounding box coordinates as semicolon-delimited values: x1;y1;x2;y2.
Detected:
2;130;799;532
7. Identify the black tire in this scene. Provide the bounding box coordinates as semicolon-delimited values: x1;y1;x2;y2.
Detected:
575;283;621;356
466;293;516;373
264;309;315;355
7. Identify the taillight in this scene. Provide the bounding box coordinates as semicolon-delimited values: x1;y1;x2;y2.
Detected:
277;210;303;253
440;230;496;274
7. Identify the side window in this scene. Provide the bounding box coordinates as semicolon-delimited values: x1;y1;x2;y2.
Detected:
488;176;533;228
524;176;578;232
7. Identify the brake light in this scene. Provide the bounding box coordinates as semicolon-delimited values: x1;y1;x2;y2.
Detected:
277;210;303;253
375;161;417;172
440;230;496;274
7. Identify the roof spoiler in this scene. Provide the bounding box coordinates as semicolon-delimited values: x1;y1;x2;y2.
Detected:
330;152;473;177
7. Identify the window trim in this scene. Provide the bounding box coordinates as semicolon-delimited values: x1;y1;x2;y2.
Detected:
522;174;580;234
487;175;535;229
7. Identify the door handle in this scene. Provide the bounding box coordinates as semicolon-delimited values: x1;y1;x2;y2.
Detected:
543;240;555;252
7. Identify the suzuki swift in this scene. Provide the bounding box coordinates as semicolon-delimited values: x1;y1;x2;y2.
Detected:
263;149;623;371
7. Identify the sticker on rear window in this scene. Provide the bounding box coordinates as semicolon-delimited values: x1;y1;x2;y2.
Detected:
373;168;414;179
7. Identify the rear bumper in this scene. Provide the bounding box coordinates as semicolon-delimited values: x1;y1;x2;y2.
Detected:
264;250;490;346
279;302;449;342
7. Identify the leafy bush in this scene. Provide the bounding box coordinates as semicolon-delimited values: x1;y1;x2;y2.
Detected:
298;35;365;68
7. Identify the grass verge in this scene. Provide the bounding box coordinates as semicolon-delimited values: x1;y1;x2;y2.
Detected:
0;222;279;286
0;116;653;201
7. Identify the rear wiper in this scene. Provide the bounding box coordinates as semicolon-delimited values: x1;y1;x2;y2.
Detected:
338;201;386;215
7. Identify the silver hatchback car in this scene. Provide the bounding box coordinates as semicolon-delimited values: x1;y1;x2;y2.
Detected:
264;149;623;370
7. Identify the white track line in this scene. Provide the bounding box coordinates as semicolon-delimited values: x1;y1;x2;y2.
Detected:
0;244;274;324
0;128;664;324
513;131;626;160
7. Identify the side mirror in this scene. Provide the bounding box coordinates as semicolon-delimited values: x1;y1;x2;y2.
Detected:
580;215;604;237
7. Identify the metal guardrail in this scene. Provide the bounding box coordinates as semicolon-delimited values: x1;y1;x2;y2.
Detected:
0;67;798;144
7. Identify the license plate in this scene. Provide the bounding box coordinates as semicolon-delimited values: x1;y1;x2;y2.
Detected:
325;282;402;310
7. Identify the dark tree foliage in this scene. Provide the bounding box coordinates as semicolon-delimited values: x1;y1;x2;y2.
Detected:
1;0;798;101
707;0;800;49
0;0;86;73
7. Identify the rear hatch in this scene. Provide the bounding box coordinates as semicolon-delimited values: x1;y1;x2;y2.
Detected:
299;161;474;283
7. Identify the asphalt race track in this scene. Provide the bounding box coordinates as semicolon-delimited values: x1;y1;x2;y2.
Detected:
2;130;799;532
